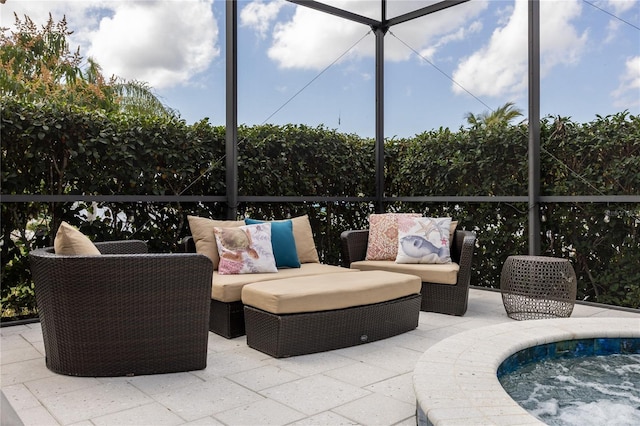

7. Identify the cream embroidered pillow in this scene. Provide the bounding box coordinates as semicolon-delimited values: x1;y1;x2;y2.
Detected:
365;213;421;260
214;223;278;274
243;215;318;264
395;216;452;264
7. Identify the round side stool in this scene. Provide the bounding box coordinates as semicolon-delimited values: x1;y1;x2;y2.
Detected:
500;255;577;320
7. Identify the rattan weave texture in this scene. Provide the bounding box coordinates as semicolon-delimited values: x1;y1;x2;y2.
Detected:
210;299;245;338
29;240;213;377
340;229;476;316
500;255;577;320
244;294;421;357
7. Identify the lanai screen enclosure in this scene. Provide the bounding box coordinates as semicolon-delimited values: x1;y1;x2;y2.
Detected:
224;0;544;254
2;1;636;257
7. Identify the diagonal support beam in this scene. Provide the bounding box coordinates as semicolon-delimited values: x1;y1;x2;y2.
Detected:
286;0;379;27
287;0;470;30
386;0;470;27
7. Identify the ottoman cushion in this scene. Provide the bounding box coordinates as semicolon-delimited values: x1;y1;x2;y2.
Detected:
241;271;421;314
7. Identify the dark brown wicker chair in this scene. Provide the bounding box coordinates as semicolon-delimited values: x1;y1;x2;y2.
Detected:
341;229;476;316
29;240;213;377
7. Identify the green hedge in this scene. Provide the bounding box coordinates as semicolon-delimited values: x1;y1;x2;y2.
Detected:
2;98;638;319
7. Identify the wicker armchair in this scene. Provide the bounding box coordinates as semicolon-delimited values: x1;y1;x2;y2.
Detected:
29;240;213;377
341;229;476;316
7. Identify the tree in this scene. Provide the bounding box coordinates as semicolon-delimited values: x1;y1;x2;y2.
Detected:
112;79;178;118
465;102;523;128
0;13;175;117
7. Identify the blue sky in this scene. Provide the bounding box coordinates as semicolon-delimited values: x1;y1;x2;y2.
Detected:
2;0;639;137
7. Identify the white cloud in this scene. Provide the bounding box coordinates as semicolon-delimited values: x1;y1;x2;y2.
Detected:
88;1;218;89
612;56;640;108
241;0;286;39
267;3;371;70
451;1;528;98
539;0;588;70
604;19;621;44
386;1;489;62
0;1;58;27
1;0;219;90
259;0;488;69
600;0;637;43
418;20;483;61
451;0;588;98
606;0;637;14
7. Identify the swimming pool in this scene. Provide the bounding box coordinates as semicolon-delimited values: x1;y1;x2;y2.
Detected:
498;339;640;425
413;318;640;425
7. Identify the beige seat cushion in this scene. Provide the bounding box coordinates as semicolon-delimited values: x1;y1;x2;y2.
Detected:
242;271;421;314
212;263;354;302
350;260;459;285
54;221;101;255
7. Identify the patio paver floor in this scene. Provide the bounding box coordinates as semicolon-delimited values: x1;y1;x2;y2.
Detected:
2;289;638;426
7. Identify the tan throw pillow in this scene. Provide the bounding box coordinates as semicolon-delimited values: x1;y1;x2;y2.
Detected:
187;215;245;269
290;215;320;264
54;221;101;255
450;220;458;246
366;213;421;260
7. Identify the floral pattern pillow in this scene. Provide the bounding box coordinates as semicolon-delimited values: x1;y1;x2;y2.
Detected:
214;223;277;274
365;213;421;260
395;216;452;264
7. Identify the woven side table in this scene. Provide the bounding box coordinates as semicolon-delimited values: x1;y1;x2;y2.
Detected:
500;255;577;320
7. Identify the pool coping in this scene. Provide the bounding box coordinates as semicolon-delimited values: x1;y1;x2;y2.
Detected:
413;317;640;426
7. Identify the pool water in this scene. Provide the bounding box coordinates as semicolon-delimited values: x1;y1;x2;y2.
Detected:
499;353;640;426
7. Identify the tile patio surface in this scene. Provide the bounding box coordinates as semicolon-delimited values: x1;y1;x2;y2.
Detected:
2;289;639;426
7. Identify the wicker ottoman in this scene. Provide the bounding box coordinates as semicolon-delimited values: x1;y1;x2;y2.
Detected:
241;271;422;357
500;255;577;320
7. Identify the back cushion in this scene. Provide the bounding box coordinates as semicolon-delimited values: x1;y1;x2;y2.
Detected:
188;215;245;270
366;213;421;260
244;218;301;268
54;221;101;255
290;215;320;264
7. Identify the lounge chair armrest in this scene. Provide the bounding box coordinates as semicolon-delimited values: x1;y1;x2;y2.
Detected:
454;230;476;286
30;250;213;290
340;229;369;267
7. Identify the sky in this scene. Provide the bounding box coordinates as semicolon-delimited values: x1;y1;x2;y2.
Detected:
1;0;639;138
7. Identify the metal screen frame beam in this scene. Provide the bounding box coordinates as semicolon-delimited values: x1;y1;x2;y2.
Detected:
226;0;239;219
286;0;470;214
528;0;541;255
286;0;379;27
220;0;551;240
386;0;469;27
374;0;386;212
